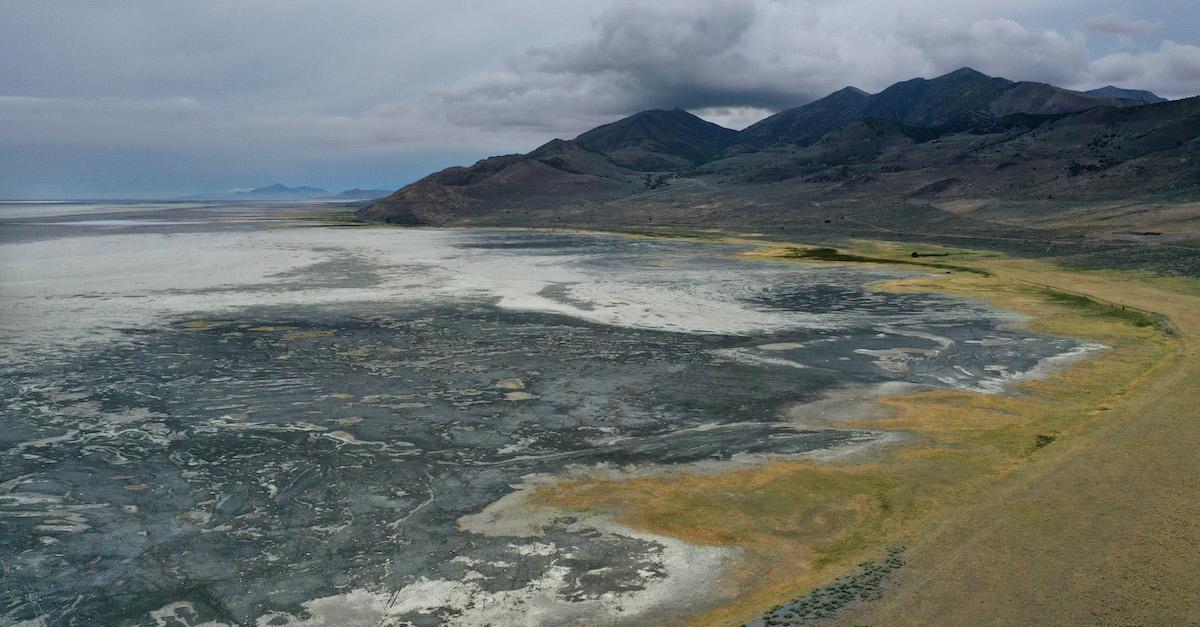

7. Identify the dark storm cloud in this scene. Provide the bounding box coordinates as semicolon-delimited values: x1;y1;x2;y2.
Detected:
524;1;799;109
1;0;1198;197
420;0;1200;134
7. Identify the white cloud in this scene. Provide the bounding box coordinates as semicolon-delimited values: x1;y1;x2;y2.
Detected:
1090;41;1200;98
418;3;1105;137
894;17;1089;86
1086;12;1160;36
689;106;776;130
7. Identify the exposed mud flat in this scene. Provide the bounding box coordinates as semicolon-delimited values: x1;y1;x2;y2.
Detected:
0;203;1096;625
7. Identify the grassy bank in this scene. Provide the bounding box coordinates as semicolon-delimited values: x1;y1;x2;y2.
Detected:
531;242;1185;625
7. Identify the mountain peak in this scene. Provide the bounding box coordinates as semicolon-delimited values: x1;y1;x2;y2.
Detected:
574;108;736;170
942;67;990;79
633;107;690;117
614;108;717;126
730;85;871;150
862;67;1014;128
834;86;871;97
248;183;328;194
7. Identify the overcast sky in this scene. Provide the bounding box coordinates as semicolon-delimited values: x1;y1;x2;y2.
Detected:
2;0;1198;198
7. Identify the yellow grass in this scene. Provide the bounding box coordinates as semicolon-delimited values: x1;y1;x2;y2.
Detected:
532;242;1190;625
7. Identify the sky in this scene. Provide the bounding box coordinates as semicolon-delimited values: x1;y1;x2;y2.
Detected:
2;0;1198;199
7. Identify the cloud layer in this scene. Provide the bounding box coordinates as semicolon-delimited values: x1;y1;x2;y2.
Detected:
1;1;1198;197
1086;13;1161;36
430;1;1199;134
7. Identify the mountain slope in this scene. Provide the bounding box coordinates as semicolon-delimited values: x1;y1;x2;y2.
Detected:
989;81;1142;117
719;95;1200;197
355;139;642;224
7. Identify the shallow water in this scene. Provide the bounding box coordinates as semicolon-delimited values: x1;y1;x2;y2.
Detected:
0;203;1095;625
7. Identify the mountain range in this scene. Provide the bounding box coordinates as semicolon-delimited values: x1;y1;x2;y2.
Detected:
357;68;1198;267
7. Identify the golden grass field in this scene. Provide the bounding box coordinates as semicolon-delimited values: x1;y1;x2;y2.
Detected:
532;238;1200;625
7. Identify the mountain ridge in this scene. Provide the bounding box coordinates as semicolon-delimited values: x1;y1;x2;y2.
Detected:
358;68;1200;253
733;67;1144;151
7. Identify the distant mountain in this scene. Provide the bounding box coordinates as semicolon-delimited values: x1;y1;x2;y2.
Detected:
1088;86;1168;104
180;183;328;201
326;188;393;200
359;68;1200;239
180;184;397;201
235;183;328;199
